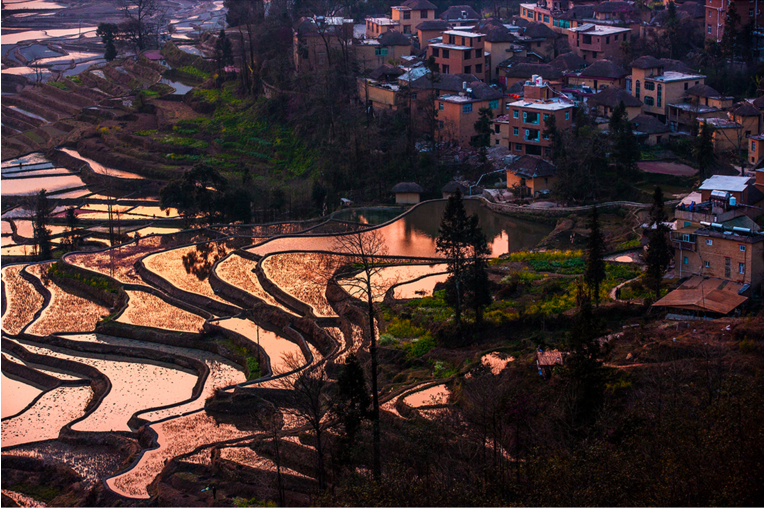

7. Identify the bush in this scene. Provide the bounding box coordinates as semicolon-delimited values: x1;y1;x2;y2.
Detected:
49;81;69;91
405;334;436;359
379;333;397;346
246;356;260;379
180;66;210;80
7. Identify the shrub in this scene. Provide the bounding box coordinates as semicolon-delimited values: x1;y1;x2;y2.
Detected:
379;333;397;346
49;81;69;91
246;356;260;379
405;334;436;359
180;66;210;80
135;129;157;136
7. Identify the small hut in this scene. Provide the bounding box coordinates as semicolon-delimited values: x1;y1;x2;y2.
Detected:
392;182;424;204
536;349;564;379
442;181;468;199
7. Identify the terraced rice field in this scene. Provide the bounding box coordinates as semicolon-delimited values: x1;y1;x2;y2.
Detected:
261;252;338;317
1;372;44;418
215;253;298;315
211;317;306;375
1;264;45;335
25;262;109;336
15;340;198;433
117;290;206;332
106;411;253;499
219;446;308;478
1;384;93;447
404;385;451;408
340;263;447;302
142;243;237;305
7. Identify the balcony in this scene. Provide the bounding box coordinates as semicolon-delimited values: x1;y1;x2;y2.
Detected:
671;239;696;252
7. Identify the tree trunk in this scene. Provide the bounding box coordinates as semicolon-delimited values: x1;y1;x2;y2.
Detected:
368;288;381;480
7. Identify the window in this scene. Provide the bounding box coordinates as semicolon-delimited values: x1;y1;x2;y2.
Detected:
644;82;655;91
448;35;455;44
749;8;754;16
513;110;519;119
375;47;389;56
725;257;731;278
403;11;411;19
494;124;500;133
644;96;654;106
513;126;519;135
537;41;542;47
403;25;411;33
683;256;689;265
657;84;662;108
606;36;610;44
525;128;540;141
708;11;712;17
432;47;439;57
464;65;471;74
462;104;473;113
627;80;632;91
753;141;756;151
476;49;482;59
739;245;746;251
475;63;482;73
739;263;746;274
583;34;592;44
704;260;710;268
565;111;570;120
682;233;690;242
496;139;500;145
515;143;523;150
438;120;444;129
636;80;640;99
544;15;549;22
544;113;549;121
684;82;689;90
684;221;691;227
421;9;428;18
438;102;443;110
523;111;539;124
442;64;449;73
706;239;713;245
489;99;498;109
442;49;450;58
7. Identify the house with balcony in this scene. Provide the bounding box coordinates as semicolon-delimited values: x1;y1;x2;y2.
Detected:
519;2;595;33
435;81;505;146
428;30;487;81
667;84;734;132
567;23;631;61
503;78;575;157
628;55;705;123
366;17;400;38
391;0;437;36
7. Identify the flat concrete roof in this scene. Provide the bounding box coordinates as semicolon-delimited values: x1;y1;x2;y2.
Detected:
568;23;631;35
507;98;574;111
647;71;706;83
699;175;752;192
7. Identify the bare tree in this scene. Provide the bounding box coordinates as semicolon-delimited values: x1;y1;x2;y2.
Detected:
278;353;333;490
119;0;161;51
331;229;392;481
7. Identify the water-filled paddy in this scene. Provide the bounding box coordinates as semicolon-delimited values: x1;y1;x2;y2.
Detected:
481;352;514;374
1;264;45;335
106;411;253;499
340;263;447;302
25;262;109;336
16;340;199;433
215;253;299;315
211;317;305;374
392;272;449;299
58;148;146;179
261;252;338;317
1;153;51;167
404;384;451;407
1;384;93;447
1;173;88;196
117;290;206;332
1;372;44;418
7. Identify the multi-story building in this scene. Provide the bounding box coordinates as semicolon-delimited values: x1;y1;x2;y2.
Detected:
355;30;413;68
705;0;764;43
416;19;452;48
293;17;354;73
365;17;400;38
428;31;487;81
498;62;562;88
480;28;522;82
391;0;437;35
749;134;763;166
567;23;632;61
628;56;705;122
519;2;595;33
730;101;763;137
435;81;505;146
515;22;559;60
501;78;575;157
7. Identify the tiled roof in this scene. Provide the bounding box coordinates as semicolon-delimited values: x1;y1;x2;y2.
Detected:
549;52;586;71
523;21;557;39
588;86;642;108
499;62;562;80
683;84;722;98
594;1;635;13
630;55;662;69
579;59;628;79
378;30;412;46
632;114;670;134
658;58;695;74
402;0;437;10
508;155;556;178
558;5;595;20
392;182;424;193
416;19;451;30
439;5;480;20
731;102;761;117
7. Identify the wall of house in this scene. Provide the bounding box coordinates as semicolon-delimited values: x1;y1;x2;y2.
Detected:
355;43;411;67
429;45;486;80
567;75;625;90
595;103;642;119
733;114;763;137
437;98;503;146
484;40;516;82
417;28;444;48
505;104;573;158
392;8;436;35
365;20;397;38
749;138;763;165
630;67;703;119
294;33;345;73
526;38;556;60
395;192;421;204
358;80;401;110
568;30;628;61
709;127;746;152
677;235;763;287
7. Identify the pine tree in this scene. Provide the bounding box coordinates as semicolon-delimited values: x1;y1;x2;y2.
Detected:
543;113;563;163
436;189;471;334
666;1;680;59
33;189;52;259
693;121;716;179
465;214;492;323
584;206;606;305
335;354;371;446
609;100;641;176
644;187;673;299
470;107;494;166
97;23;118;62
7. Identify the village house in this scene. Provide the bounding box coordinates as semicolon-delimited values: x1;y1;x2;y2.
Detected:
567;23;631;61
435;81;505;146
293;17;354;73
632;113;671;145
505;154;557;197
392;182;425;204
729;102;763;138
439;4;481;26
515;22;559;60
519;2;595;33
705;0;764;44
365;17;400;38
480;28;524;82
750;134;763;167
355;30;413;68
566;58;629;90
498;62;562;88
428;30;487;81
390;0;438;35
358;77;404;112
591;1;639;25
416;19;452;48
549;51;587;73
502;77;575;157
666;84;734;132
699;117;748;153
652;275;752;317
628;55;705;123
442;180;469;198
587;85;642;122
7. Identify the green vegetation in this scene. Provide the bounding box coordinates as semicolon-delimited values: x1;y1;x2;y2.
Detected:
9;483;61;504
135;129;157;136
48;81;69;91
69;75;82;84
246;356;260;380
180;65;210;80
47;261;119;294
156;135;209;150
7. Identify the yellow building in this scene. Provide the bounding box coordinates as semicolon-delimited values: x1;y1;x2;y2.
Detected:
628;55;705;122
506;155;557;197
392;182;424;204
391;0;437;35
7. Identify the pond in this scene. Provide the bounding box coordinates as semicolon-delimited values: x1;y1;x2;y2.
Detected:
249;199;554;259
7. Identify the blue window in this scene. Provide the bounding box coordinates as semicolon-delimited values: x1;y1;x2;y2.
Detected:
513;126;519;135
462;104;473;113
513;110;519;118
489;100;498;109
374;47;389;56
565;111;570;120
439;102;444;110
